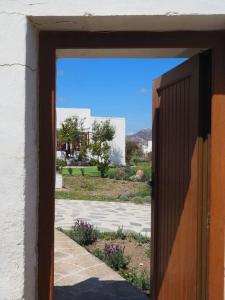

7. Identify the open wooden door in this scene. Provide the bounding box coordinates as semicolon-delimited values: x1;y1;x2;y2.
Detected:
151;52;211;300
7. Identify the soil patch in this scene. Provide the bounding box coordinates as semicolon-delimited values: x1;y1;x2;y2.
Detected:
86;238;150;274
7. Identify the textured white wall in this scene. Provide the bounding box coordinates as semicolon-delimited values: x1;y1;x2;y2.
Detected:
1;0;225;19
2;1;225;33
0;15;38;300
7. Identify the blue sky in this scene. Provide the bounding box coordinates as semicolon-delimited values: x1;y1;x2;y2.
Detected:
56;58;186;134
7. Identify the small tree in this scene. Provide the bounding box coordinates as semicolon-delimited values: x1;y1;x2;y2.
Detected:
90;120;115;177
57;116;84;158
126;140;143;164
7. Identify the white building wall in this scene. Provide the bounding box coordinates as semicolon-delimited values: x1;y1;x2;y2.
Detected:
1;1;225;299
56;108;91;129
57;108;126;166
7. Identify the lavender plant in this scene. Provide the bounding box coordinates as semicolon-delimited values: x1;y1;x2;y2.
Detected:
71;219;97;245
103;243;130;271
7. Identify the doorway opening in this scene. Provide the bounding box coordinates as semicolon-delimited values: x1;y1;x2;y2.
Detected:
54;56;187;299
53;49;210;299
38;31;225;299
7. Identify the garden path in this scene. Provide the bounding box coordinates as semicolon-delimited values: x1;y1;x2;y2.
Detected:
54;230;149;300
55;199;151;237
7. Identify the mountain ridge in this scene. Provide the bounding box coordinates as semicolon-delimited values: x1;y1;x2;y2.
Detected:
126;128;152;143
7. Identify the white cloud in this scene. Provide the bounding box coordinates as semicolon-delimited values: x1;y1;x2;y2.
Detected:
140;87;150;94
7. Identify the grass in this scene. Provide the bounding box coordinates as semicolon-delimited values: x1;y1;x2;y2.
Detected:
61;166;100;176
60;163;151;179
55;175;150;203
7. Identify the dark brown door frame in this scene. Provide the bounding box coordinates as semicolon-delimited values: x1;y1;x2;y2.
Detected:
39;31;225;300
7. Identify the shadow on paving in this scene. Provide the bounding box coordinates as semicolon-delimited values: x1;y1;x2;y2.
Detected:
54;277;149;300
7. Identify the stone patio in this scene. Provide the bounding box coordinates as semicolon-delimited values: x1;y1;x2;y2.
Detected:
55;199;151;237
54;230;149;300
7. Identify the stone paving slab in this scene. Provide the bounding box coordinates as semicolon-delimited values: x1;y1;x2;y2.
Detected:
55;199;151;237
54;230;149;300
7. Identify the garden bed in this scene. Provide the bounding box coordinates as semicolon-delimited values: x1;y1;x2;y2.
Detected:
60;223;151;296
87;238;150;274
55;175;151;203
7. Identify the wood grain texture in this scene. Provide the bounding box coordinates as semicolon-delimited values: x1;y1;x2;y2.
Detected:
207;45;225;300
152;55;209;299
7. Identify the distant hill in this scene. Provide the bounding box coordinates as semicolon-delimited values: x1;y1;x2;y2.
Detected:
126;128;152;144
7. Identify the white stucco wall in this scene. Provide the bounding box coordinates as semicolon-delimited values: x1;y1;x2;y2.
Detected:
57;108;126;165
56;108;91;129
2;1;225;32
0;15;38;300
1;1;225;299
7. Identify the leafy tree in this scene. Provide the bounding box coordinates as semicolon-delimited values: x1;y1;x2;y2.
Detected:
57;116;84;158
78;140;89;161
89;120;115;177
126;140;143;163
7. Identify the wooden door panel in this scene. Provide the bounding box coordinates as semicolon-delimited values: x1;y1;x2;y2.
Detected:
151;54;209;300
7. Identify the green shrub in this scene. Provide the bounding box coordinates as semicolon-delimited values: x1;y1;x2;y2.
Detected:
120;269;150;294
80;168;85;176
97;227;126;240
91;243;130;271
115;169;128;180
126;232;150;244
71;219;97;245
129;175;142;182
104;243;130;271
108;166;135;180
119;194;129;201
145;245;151;258
136;184;150;197
133;158;149;164
97;231;117;240
115;227;126;240
132;196;145;204
56;158;67;172
92;248;104;260
68;167;73;175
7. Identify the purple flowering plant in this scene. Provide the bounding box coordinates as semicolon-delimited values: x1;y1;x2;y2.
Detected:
103;243;130;271
71;219;97;246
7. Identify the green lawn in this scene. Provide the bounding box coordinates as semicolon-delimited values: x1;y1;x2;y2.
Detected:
61;166;100;176
61;163;151;178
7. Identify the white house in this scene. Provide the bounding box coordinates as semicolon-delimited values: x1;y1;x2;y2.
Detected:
56;108;126;166
142;140;152;154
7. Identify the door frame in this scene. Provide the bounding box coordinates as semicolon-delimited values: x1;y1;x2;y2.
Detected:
39;31;225;300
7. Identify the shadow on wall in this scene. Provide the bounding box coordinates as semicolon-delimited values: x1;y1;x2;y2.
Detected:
24;20;39;298
54;277;149;300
